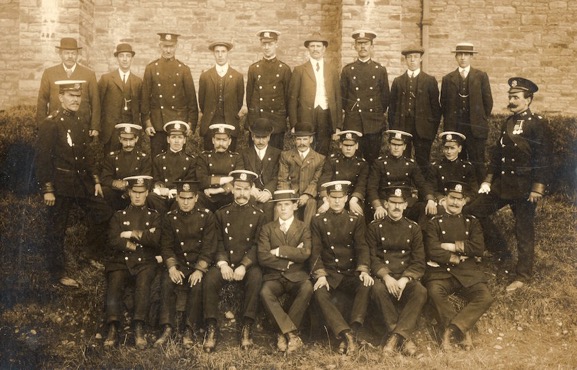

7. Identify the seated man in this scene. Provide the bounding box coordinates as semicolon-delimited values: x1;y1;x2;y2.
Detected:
203;170;266;352
241;118;281;221
100;123;151;211
277;122;325;225
424;181;493;351
368;186;427;357
258;190;313;354
154;180;217;349
196;123;243;213
317;130;368;216
104;176;160;350
427;131;478;214
148;120;196;215
311;181;374;355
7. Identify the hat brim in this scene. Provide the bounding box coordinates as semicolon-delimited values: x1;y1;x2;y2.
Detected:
451;49;478;53
56;46;82;50
292;131;315;136
304;40;329;48
114;51;135;57
209;42;233;51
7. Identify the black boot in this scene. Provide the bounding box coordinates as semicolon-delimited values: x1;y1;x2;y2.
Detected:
240;323;253;350
134;321;147;350
103;322;118;347
154;325;173;347
342;330;356;355
203;321;217;353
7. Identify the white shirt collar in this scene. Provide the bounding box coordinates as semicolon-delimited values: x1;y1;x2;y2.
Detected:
216;63;229;76
299;148;310;158
279;216;294;229
63;64;77;73
255;145;268;158
408;68;420;77
459;66;470;74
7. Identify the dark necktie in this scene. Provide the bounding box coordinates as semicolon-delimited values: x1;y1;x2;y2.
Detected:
316;62;320;72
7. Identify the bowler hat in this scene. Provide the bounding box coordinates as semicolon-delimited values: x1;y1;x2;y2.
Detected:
249;118;274;136
114;43;135;57
304;32;328;48
292;122;315;136
56;38;82;50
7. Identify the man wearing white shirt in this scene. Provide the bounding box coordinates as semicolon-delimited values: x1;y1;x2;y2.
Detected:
289;32;342;156
441;43;493;182
389;45;441;170
98;43;143;152
198;41;246;151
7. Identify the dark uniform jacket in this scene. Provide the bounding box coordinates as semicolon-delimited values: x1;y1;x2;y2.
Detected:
161;206;217;274
36;63;101;131
341;59;390;135
107;205;161;274
241;145;281;195
36;109;98;197
318;153;368;201
141;58;199;132
246;57;292;134
427;157;478;201
367;154;434;205
367;216;425;281
215;202;266;269
278;148;325;197
424;213;485;287
198;66;245;138
389;71;441;140
288;60;342;131
485;109;551;199
152;150;196;190
258;218;312;282
196;150;243;191
101;150;151;188
98;70;143;145
441;68;493;139
310;210;370;288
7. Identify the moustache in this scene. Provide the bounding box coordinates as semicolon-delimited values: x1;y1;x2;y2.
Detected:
507;103;516;109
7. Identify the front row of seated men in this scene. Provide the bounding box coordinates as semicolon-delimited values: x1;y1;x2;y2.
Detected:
103;173;492;356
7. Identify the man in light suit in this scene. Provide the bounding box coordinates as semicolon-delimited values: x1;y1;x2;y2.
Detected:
389;45;441;171
241;118;281;221
441;43;493;182
198;41;246;151
288;32;342;156
98;43;143;152
36;38;101;137
258;190;313;353
277;123;325;225
142;33;198;157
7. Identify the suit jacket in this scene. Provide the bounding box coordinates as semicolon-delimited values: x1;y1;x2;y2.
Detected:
198;66;245;137
277;148;325;197
36;63;101;131
241;145;281;194
440;67;493;139
288;59;342;131
258;219;312;282
97;70;143;146
389;71;441;140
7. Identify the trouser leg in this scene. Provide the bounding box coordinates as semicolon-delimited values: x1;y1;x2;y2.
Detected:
426;277;459;328
393;281;428;339
451;282;493;333
106;269;129;323
133;265;157;322
203;267;224;321
158;270;177;327
242;267;263;321
511;199;536;281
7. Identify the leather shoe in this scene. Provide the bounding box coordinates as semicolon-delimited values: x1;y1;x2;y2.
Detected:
401;338;421;357
286;332;303;353
506;280;525;292
154;325;173;347
343;331;356;355
203;322;217;353
461;331;473;351
240;323;253;350
383;333;400;354
103;323;117;347
277;334;288;352
182;326;195;350
59;277;80;288
134;321;147;350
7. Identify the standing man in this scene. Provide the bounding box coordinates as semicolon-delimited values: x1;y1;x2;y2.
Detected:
98;43;143;152
203;170;266;352
311;181;373;355
142;33;198;157
198;41;245;151
368;186;427;357
441;42;493;182
424;181;493;351
241;118;281;221
258;190;313;353
246;30;292;150
389;45;441;170
289;32;342;156
340;30;390;163
104;175;160;350
35;80;112;287
100;123;151;211
155;180;217;348
277;123;325;225
37;38;100;137
317;130;368;216
466;78;551;292
196;124;244;213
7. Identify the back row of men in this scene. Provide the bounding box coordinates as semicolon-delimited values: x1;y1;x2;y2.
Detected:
38;31;493;180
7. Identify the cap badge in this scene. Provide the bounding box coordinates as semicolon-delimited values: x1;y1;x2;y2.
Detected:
183;184;190;191
395;133;402;139
360;31;366;38
240;173;247;180
335;184;342;191
166;34;172;40
74;83;81;89
455;184;463;192
264;32;270;38
511;80;518;87
137;178;144;184
218;127;225;133
174;123;181;130
395;189;402;196
446;134;452;140
346;133;352;139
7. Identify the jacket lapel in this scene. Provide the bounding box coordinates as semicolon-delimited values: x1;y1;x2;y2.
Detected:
304;61;316;83
113;71;124;91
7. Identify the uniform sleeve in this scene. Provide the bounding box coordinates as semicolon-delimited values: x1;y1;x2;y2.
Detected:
318;157;334;197
152;155;165;187
141;153;152;177
367;223;389;278
411;162;434;201
161;214;179;269
196;211;217;272
402;224;426;280
530;117;552;191
486;122;506;183
241;211;266;268
136;211;162;254
183;65;199;131
423;219;453;264
196;154;212;190
214;210;228;264
35;120;56;192
100;154;115;187
108;212;128;252
309;217;326;276
351;161;369;201
367;161;383;206
353;217;370;273
459;217;485;258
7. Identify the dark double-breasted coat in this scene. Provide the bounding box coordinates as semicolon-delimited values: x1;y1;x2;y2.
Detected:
427;157;478;201
101;150;151;189
152;150;196;190
318;152;368;201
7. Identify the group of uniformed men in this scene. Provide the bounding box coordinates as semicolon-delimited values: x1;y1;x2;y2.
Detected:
34;29;550;356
